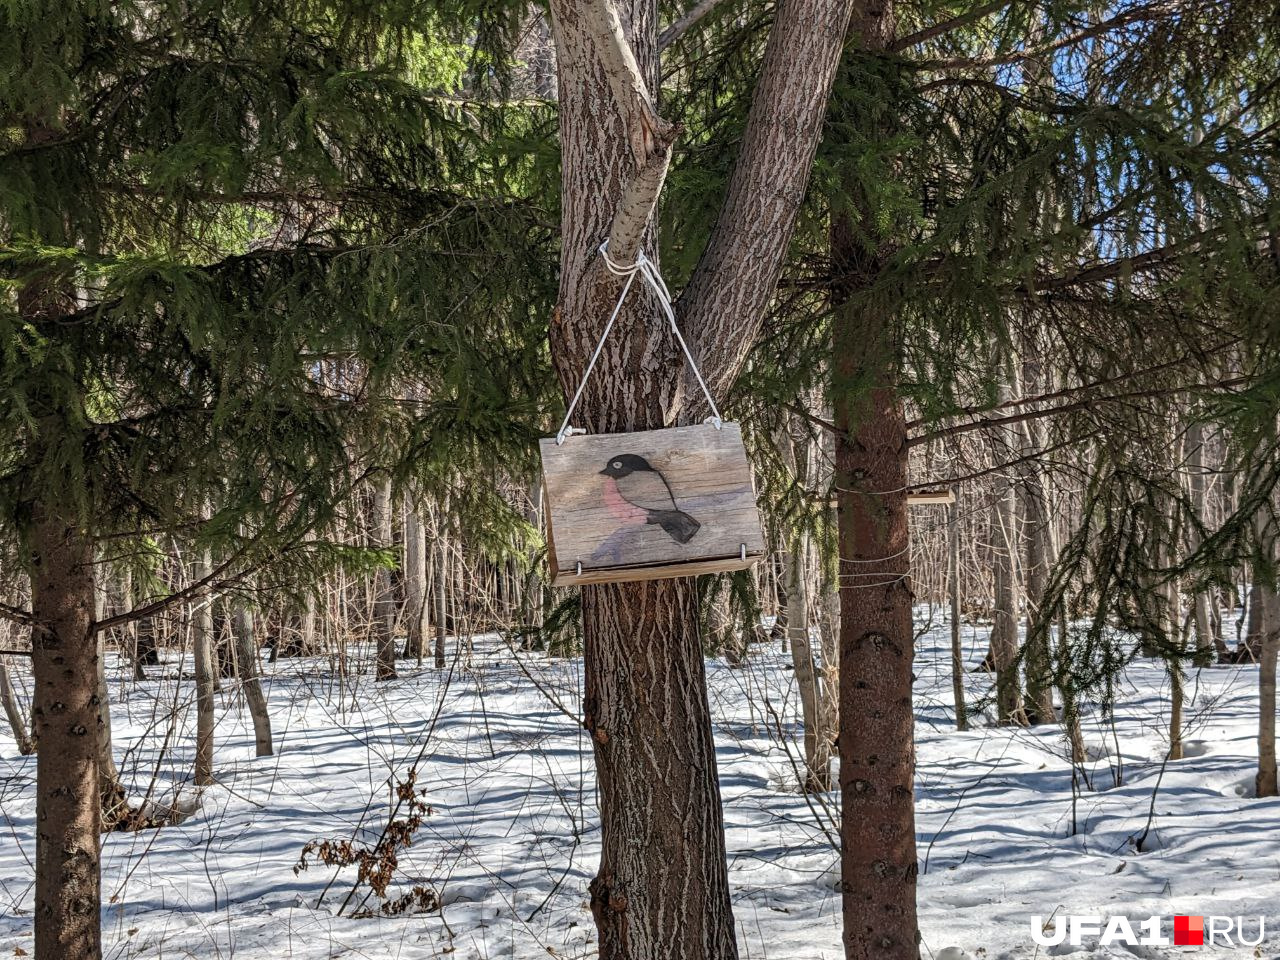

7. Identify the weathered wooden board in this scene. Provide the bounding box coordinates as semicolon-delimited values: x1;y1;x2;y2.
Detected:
539;423;765;586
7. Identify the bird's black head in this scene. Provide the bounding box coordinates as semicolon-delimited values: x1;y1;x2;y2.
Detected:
600;454;654;478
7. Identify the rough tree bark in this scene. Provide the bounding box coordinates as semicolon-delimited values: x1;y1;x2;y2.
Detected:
30;505;102;960
545;0;852;954
832;2;921;958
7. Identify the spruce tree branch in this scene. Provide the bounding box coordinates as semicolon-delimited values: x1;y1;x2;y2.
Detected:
907;376;1252;447
658;0;738;50
915;1;1173;71
677;0;855;411
903;339;1241;430
889;0;1012;53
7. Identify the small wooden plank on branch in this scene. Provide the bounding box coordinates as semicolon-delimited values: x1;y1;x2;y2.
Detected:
906;486;956;505
826;485;956;507
540;423;765;586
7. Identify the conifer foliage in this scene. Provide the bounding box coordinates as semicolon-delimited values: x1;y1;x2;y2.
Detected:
0;3;549;958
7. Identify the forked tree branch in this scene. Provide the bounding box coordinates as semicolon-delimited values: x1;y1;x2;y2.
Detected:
677;0;856;410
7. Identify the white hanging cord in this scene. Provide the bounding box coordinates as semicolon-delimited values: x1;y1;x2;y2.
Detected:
555;241;723;444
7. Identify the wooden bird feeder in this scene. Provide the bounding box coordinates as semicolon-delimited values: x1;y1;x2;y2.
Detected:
539;422;766;586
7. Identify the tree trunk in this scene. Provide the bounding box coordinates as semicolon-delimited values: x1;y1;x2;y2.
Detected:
192;549;216;787
371;477;398;681
432;516;449;669
834;374;919;960
402;497;428;662
30;506;102;960
93;590;126;826
831;3;920;955
778;421;830;790
1185;421;1223;663
991;368;1025;725
948;499;968;732
0;656;34;754
231;605;272;757
1257;576;1280;797
547;0;851;951
1019;358;1056;725
785;534;829;790
817;587;840;773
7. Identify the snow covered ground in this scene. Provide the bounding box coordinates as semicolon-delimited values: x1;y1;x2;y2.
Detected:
2;609;1279;959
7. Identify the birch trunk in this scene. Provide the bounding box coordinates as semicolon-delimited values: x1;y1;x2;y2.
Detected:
93;582;125;825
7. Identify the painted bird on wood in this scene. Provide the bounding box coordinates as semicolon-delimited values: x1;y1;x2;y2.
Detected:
599;454;701;544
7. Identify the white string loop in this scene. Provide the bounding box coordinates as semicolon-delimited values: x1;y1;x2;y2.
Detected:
555;241;723;444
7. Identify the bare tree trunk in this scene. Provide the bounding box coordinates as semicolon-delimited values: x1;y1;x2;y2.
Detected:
432;512;448;669
785;534;828;790
1256;495;1279;795
834;373;918;960
1185;421;1222;663
231;605;272;756
1019;357;1056;725
991;367;1025;725
1257;578;1280;796
948;499;968;731
402;496;428;661
93;582;126;825
30;505;102;960
371;477;398;681
778;422;829;790
0;657;34;754
817;588;840;774
192;549;215;787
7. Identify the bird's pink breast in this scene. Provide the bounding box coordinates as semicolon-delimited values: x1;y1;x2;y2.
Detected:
602;477;647;523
